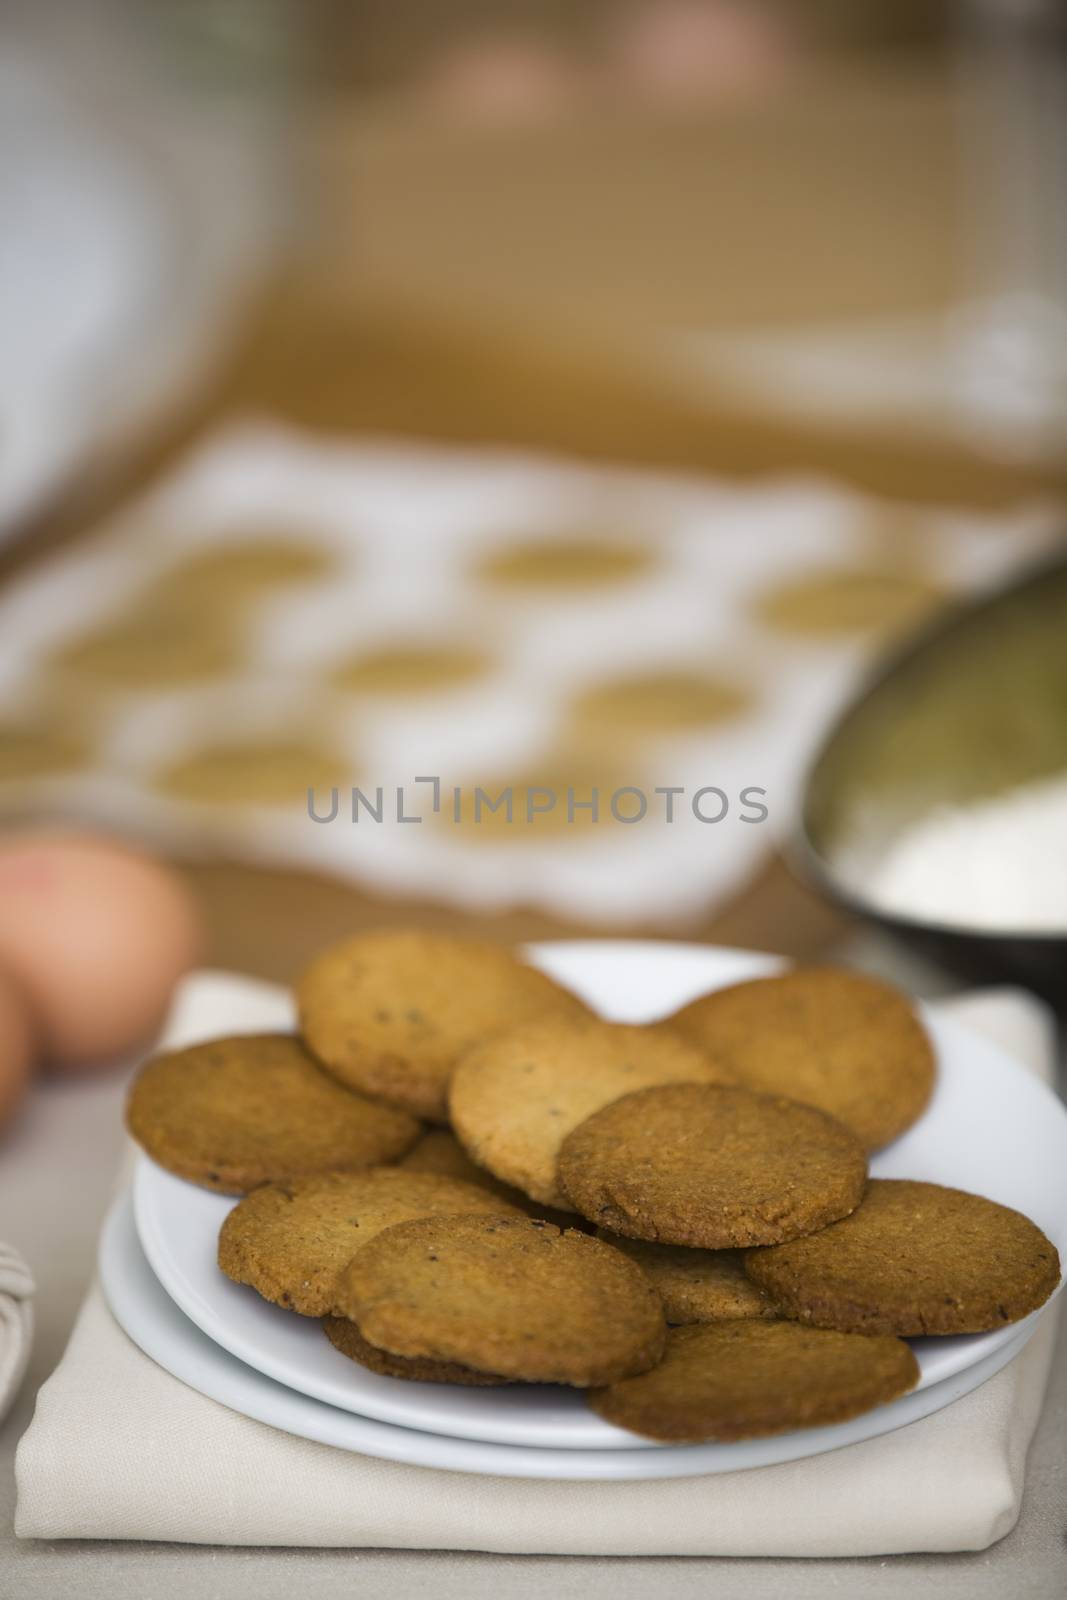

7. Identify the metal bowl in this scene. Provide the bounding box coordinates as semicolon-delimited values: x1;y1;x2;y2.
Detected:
797;549;1067;1008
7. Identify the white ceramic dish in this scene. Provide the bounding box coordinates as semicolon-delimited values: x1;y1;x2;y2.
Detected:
103;1190;1042;1480
132;943;1067;1452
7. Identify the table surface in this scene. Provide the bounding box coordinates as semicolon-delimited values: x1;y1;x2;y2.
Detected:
2;937;1066;1599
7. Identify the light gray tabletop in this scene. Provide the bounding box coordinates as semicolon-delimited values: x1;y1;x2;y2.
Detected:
2;951;1065;1599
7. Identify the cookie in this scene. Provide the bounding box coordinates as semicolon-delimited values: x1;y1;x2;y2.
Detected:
323;1316;508;1385
126;1033;419;1194
51;605;239;688
570;669;750;739
296;931;588;1123
218;1168;525;1315
154;539;333;603
744;1179;1061;1336
449;1017;731;1209
154;738;351;808
332;644;490;696
475;537;654;590
336;1214;666;1385
665;968;935;1150
399;1128;581;1229
558;1082;867;1248
596;1232;778;1325
588;1320;919;1442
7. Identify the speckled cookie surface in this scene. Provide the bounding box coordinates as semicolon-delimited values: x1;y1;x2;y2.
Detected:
450;1017;731;1209
126;1033;419;1195
296;931;588;1123
745;1179;1062;1336
399;1128;580;1229
323;1316;509;1385
665;967;935;1150
588;1320;919;1442
597;1233;778;1325
337;1214;667;1385
558;1082;867;1248
218;1168;524;1316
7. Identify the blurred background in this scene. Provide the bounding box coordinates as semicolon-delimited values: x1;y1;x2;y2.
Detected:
1;0;1066;986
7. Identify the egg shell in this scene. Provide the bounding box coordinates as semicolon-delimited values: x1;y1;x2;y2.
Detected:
0;832;202;1072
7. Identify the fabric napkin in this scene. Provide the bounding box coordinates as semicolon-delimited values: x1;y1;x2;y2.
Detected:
0;1243;33;1427
15;989;1063;1556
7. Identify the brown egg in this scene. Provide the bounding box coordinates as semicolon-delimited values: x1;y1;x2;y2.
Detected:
0;832;202;1073
0;967;34;1131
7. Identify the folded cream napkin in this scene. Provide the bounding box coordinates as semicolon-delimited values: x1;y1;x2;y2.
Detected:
14;990;1062;1556
0;1242;34;1427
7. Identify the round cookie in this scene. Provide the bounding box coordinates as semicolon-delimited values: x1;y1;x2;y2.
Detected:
665;967;935;1150
126;1033;419;1195
296;931;589;1123
323;1316;508;1385
399;1128;581;1230
596;1232;778;1325
475;537;653;590
588;1320;919;1442
450;1017;731;1210
154;738;351;808
744;1179;1062;1336
558;1082;868;1248
337;1214;666;1386
218;1168;525;1315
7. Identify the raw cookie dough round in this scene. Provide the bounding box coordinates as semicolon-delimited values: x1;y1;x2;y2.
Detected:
152;538;334;604
154;738;351;807
596;1233;778;1324
332;643;489;695
665;967;935;1151
475;536;654;590
588;1319;919;1442
744;1179;1061;1336
337;1213;666;1386
558;1082;867;1248
450;1016;731;1210
218;1168;524;1315
297;930;589;1123
126;1033;419;1195
51;606;239;688
570;669;750;738
323;1316;509;1385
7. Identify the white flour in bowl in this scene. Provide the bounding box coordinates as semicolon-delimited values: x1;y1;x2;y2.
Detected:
865;769;1067;933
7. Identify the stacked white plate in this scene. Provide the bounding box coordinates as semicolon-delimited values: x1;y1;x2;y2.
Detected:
100;943;1067;1480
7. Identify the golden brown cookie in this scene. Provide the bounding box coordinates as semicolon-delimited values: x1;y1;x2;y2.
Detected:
558;1082;867;1248
126;1034;419;1195
323;1316;509;1385
665;968;935;1150
449;1017;731;1210
399;1129;581;1229
744;1179;1062;1336
218;1168;525;1315
296;931;589;1123
596;1233;778;1325
588;1320;919;1442
337;1214;666;1385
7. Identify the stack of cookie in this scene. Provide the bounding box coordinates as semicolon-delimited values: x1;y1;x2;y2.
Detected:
126;932;1061;1443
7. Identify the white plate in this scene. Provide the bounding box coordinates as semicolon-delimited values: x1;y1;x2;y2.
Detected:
133;942;1067;1452
102;1190;1042;1480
